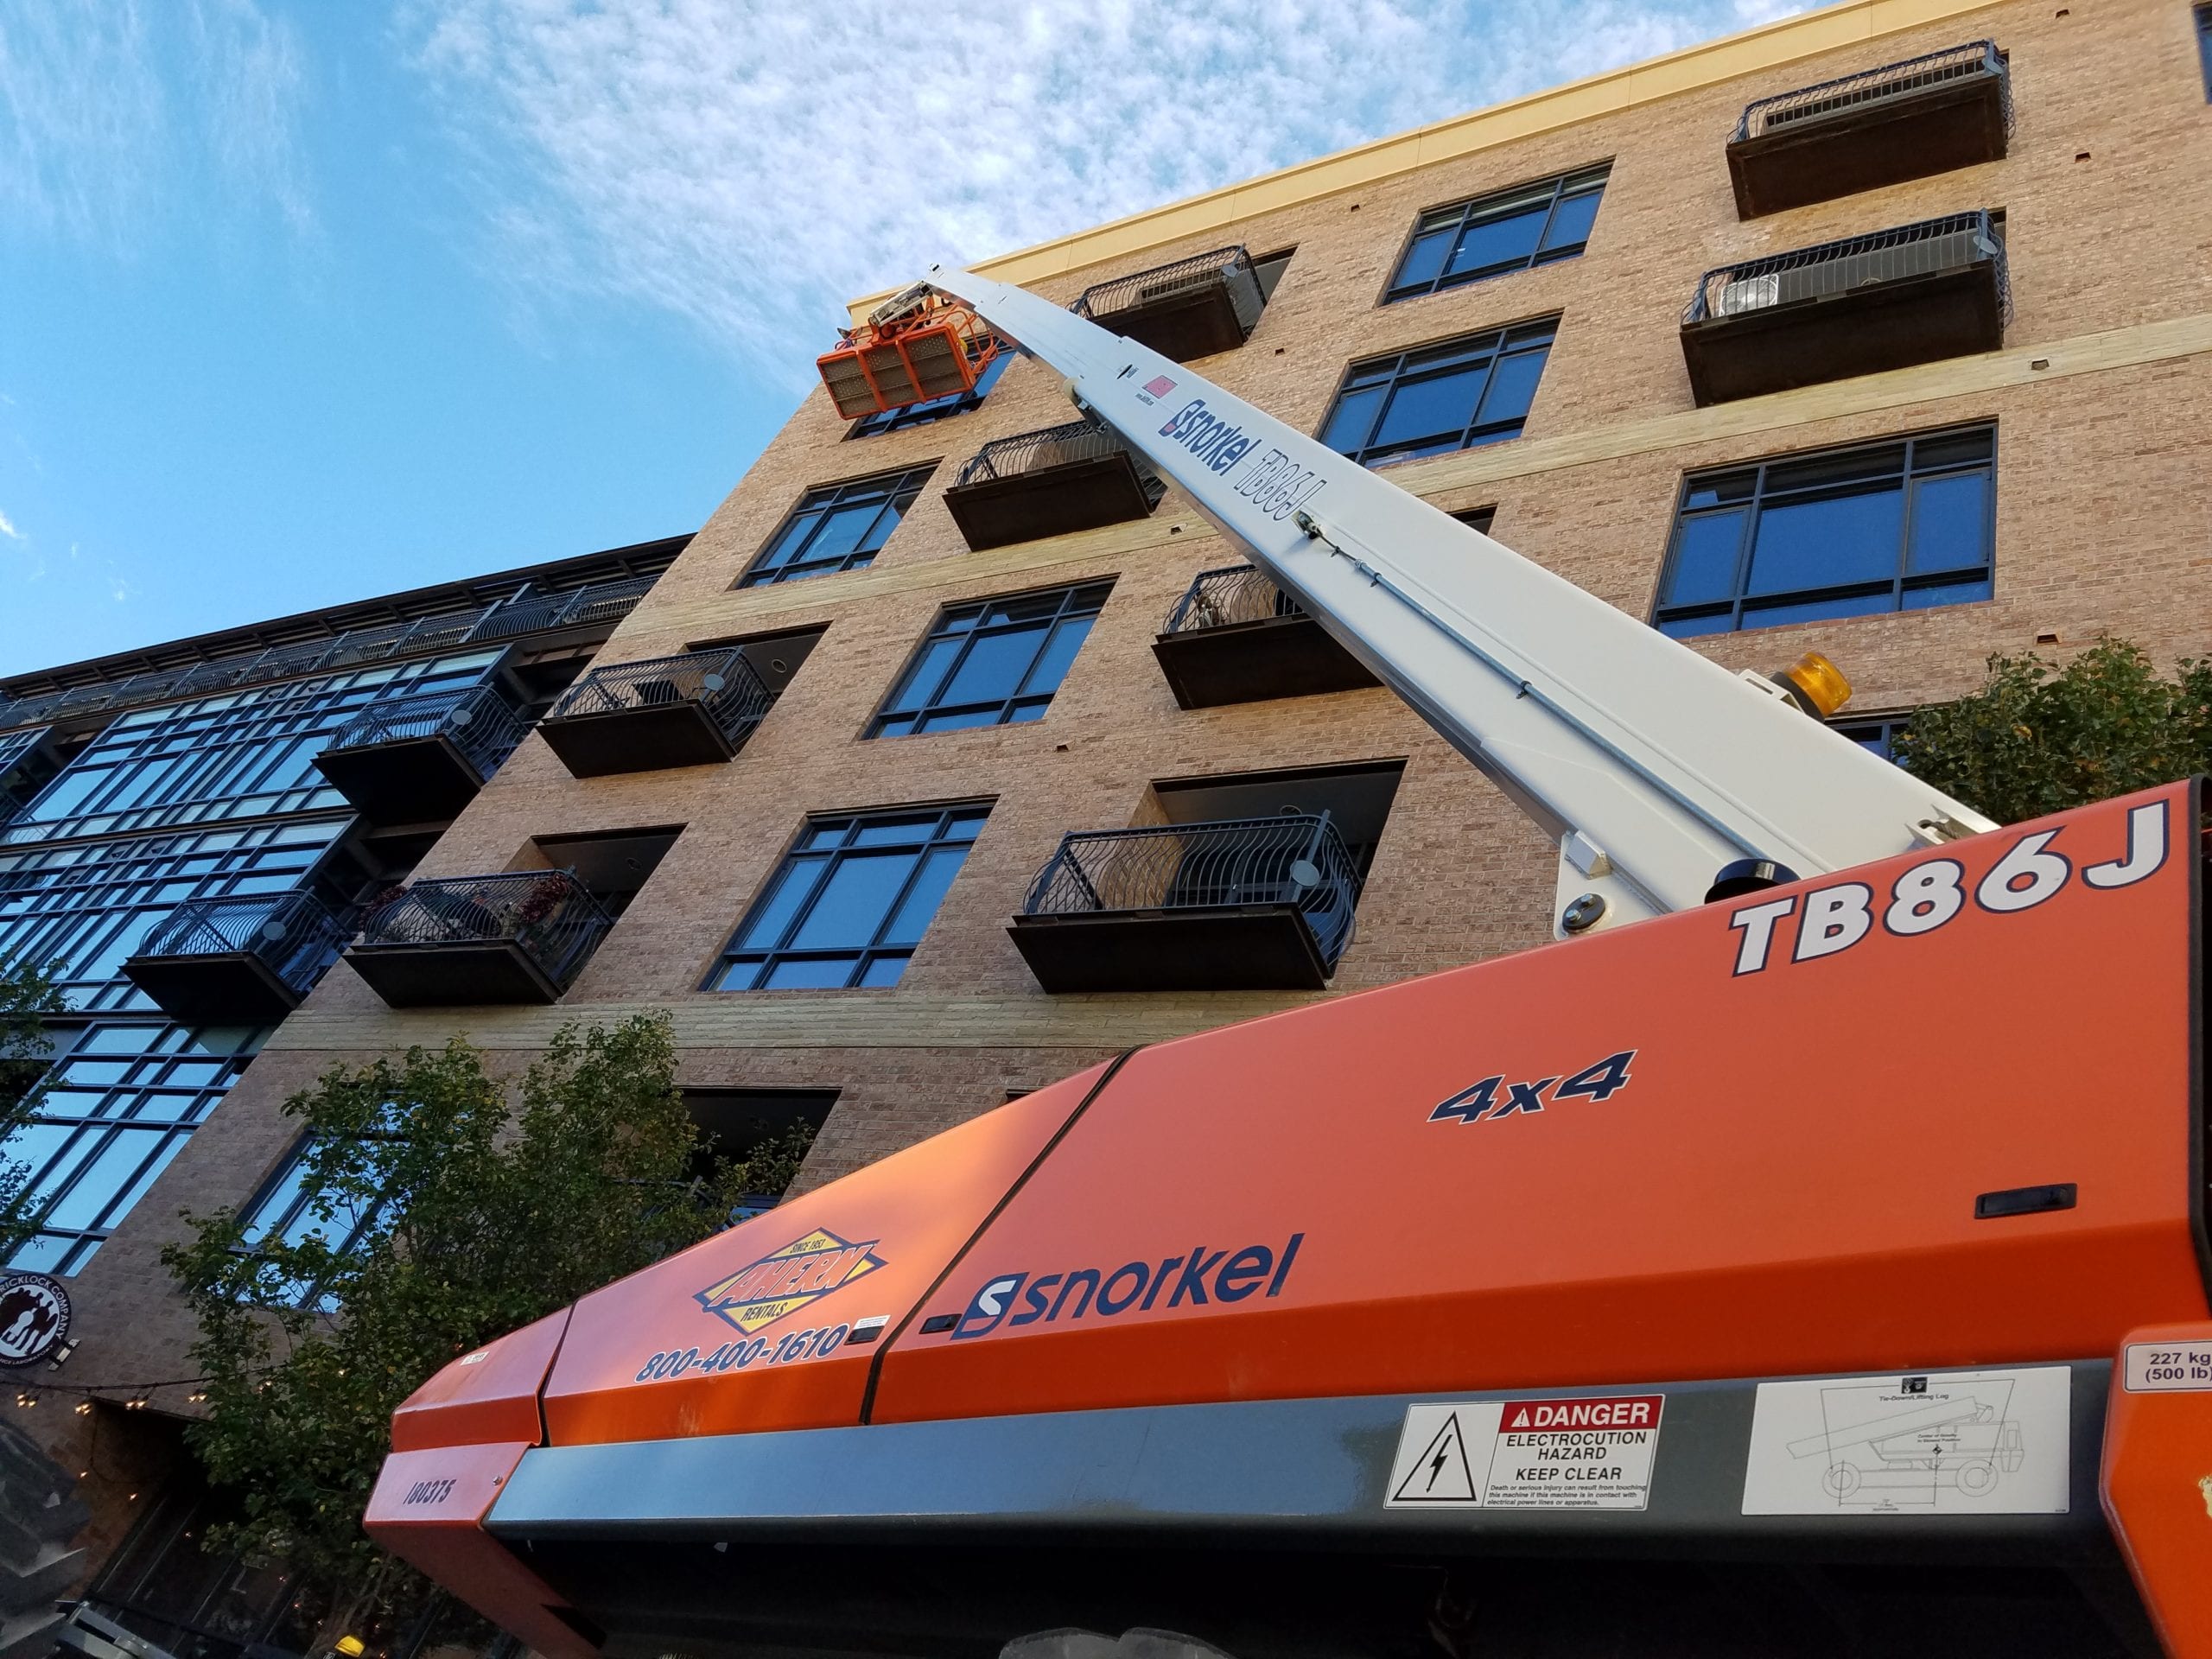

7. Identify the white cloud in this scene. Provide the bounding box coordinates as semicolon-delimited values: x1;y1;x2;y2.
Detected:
401;0;1774;385
0;509;20;542
0;0;311;248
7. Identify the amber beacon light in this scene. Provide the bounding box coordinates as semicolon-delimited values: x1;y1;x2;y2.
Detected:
1772;650;1853;719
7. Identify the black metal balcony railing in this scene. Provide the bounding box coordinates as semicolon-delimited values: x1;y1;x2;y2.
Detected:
1735;39;2009;141
0;572;656;737
1073;246;1255;321
135;892;348;990
1021;813;1362;970
1684;211;2010;327
1069;247;1266;360
1162;565;1303;634
548;648;778;741
322;682;527;780
355;870;611;993
952;419;1168;505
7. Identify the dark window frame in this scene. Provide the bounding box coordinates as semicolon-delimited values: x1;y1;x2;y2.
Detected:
1833;714;1913;762
845;353;1010;440
1652;426;1997;639
705;803;991;992
736;467;936;589
1382;164;1611;304
868;581;1113;738
5;1022;264;1276
1318;320;1557;467
232;1125;401;1310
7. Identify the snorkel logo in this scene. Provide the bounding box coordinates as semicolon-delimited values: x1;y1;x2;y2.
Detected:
1157;399;1257;475
950;1232;1306;1339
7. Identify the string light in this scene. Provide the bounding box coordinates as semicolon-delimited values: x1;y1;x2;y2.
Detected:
73;1401;92;1416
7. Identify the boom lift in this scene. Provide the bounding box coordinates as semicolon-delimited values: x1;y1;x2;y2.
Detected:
367;272;2212;1657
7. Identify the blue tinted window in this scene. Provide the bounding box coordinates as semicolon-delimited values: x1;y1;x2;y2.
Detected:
1321;321;1555;467
1654;427;1995;637
233;1130;397;1309
740;467;934;588
1833;715;1911;762
4;1024;264;1276
870;582;1112;737
1385;165;1610;302
707;806;988;991
2201;4;2212;97
847;353;1008;439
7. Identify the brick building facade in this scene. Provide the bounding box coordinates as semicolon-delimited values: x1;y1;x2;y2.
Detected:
3;0;2209;1650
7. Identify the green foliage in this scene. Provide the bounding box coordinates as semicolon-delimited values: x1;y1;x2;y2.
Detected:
1894;639;2212;824
162;1013;812;1599
0;952;65;1261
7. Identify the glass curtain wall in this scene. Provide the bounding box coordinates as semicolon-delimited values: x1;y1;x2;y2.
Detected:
0;649;506;1271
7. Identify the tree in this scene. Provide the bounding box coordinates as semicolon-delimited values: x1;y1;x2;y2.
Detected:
162;1013;813;1611
0;952;65;1262
1893;638;2212;824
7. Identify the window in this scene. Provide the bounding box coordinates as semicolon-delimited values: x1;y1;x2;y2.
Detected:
1319;321;1555;467
847;353;1009;439
1834;715;1911;761
1452;506;1497;535
738;467;934;588
1653;427;1995;638
234;1129;397;1309
3;651;501;844
2200;3;2212;97
707;804;988;991
869;582;1112;736
1385;165;1610;302
0;818;346;1011
1251;248;1296;302
4;1023;264;1275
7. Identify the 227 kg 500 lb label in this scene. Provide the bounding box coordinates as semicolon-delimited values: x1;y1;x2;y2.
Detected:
1385;1395;1664;1511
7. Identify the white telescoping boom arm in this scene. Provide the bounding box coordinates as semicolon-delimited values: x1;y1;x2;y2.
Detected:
926;264;1995;934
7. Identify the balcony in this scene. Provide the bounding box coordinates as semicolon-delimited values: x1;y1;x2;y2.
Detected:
942;420;1168;552
123;892;348;1025
1071;247;1265;361
1009;813;1360;992
344;870;610;1007
1152;566;1379;709
538;648;778;778
1680;211;2007;406
1729;41;2010;219
0;727;58;823
314;683;527;825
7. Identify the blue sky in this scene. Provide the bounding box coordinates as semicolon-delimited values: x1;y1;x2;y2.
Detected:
0;0;1796;676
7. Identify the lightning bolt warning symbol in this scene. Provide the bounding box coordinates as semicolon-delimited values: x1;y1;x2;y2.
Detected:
1391;1409;1478;1503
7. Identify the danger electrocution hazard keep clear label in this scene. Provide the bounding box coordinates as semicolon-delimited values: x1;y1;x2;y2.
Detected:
1384;1395;1664;1511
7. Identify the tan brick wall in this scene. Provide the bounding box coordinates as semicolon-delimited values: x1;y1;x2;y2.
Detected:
30;0;2212;1543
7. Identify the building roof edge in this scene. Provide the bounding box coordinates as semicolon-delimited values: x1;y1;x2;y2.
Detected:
846;0;2002;321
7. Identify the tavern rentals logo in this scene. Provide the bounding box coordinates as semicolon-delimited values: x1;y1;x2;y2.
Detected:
695;1229;885;1336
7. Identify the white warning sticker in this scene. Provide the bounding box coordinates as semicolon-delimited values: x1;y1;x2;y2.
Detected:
1385;1395;1664;1511
2122;1340;2212;1392
1742;1367;2070;1516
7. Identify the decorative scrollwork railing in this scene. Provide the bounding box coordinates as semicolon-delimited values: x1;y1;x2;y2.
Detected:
133;891;348;995
1735;39;2009;142
1683;209;2009;327
354;870;610;991
953;419;1167;507
321;682;527;781
548;647;777;746
1020;812;1361;972
1160;564;1303;635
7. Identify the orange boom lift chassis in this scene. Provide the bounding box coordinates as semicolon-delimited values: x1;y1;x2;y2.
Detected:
372;270;2212;1658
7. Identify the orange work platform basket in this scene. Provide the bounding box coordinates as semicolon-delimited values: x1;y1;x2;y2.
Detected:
817;285;1006;420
